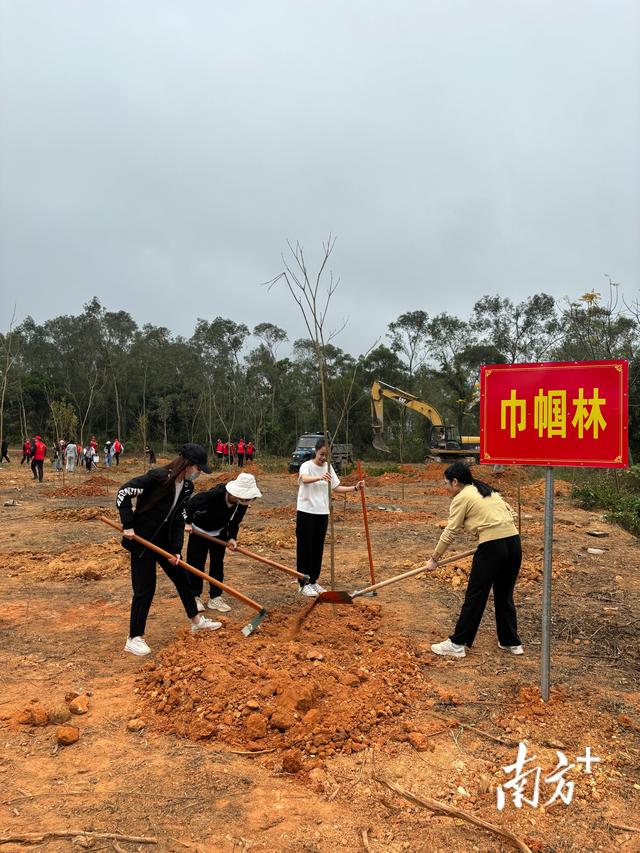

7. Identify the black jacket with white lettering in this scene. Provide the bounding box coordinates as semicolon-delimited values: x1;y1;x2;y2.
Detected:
183;483;247;540
115;469;194;557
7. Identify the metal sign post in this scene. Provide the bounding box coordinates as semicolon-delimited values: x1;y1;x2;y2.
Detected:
541;467;554;701
480;359;629;701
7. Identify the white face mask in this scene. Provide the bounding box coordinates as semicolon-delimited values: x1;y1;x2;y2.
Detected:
187;470;201;481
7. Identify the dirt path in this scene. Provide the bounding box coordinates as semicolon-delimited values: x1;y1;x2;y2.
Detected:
0;459;638;852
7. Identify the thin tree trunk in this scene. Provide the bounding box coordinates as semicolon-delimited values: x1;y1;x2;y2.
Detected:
113;374;122;439
0;311;16;449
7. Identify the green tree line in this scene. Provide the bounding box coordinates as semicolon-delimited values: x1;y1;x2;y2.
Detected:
1;286;638;461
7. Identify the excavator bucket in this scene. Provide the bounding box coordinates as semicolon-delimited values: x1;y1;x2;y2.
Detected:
372;432;391;453
372;427;391;453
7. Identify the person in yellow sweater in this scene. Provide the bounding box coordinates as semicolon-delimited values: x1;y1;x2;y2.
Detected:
425;462;523;659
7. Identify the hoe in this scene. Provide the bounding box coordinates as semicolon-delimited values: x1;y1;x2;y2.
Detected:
189;528;309;585
100;516;267;636
315;548;476;605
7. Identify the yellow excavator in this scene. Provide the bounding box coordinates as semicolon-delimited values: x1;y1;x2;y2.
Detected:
371;379;480;461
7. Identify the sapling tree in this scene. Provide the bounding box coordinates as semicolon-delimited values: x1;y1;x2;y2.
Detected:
267;236;345;589
0;308;17;454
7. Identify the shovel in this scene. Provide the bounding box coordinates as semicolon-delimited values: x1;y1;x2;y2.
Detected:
315;548;477;604
100;516;267;636
189;527;310;584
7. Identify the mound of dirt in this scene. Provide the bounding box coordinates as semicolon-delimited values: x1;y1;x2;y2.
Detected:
40;506;109;522
237;526;297;550
519;478;572;502
48;483;110;497
82;474;116;485
138;602;433;767
5;538;129;581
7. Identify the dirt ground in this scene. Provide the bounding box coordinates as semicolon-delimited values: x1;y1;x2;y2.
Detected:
0;456;638;852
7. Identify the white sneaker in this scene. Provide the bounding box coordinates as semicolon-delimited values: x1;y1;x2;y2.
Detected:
430;638;466;658
300;584;319;597
499;643;524;655
195;596;205;612
125;636;151;656
207;595;231;613
312;583;326;594
191;616;222;633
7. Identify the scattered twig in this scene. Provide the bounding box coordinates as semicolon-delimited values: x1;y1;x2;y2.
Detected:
0;831;157;845
328;784;341;802
449;727;465;754
379;797;401;814
434;714;567;751
373;774;532;853
361;828;371;851
222;747;276;756
424;727;452;740
607;822;640;833
456;722;516;747
562;652;621;660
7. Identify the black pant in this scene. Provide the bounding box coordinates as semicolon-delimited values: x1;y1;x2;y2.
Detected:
296;511;329;585
237;453;244;467
185;531;227;597
32;459;43;481
114;452;120;465
129;548;198;638
1;451;9;463
21;453;29;464
450;535;522;647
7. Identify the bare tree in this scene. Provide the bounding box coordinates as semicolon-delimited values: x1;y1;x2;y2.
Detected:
48;399;79;485
267;236;346;589
67;362;104;447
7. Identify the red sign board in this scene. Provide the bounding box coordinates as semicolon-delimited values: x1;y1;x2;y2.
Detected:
480;360;628;468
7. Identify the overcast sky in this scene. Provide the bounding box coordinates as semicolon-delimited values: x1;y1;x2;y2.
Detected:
1;0;638;356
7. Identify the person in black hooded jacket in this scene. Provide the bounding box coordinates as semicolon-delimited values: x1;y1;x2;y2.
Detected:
184;472;262;613
116;443;222;657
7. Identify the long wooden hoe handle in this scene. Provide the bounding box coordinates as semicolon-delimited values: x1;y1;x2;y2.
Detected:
190;527;306;580
357;460;376;586
100;516;264;613
352;548;477;598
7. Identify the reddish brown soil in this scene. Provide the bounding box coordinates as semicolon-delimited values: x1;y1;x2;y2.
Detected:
0;458;638;852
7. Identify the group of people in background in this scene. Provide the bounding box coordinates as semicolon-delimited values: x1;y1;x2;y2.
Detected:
215;437;254;467
0;435;125;480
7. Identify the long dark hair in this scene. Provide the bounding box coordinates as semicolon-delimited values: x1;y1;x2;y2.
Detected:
136;455;190;512
444;462;494;498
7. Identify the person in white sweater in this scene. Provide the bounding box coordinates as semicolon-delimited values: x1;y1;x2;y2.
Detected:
296;437;364;597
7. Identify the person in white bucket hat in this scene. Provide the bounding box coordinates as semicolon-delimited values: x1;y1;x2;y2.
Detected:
183;473;262;612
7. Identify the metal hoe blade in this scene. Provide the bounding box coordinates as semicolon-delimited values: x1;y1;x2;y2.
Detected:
241;608;268;637
315;590;354;604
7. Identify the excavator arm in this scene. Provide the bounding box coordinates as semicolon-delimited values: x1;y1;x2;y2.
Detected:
371;379;480;459
371;380;444;452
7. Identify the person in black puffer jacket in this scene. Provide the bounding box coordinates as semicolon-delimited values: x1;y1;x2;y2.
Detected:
184;472;262;613
116;443;221;657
